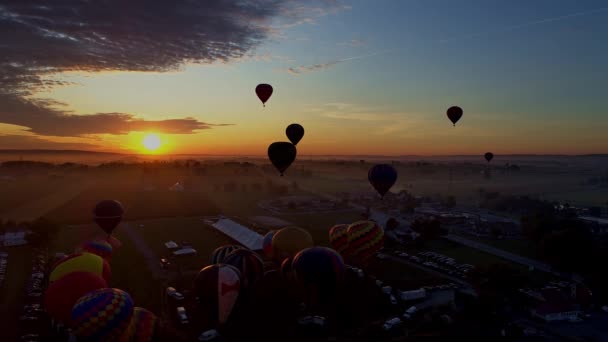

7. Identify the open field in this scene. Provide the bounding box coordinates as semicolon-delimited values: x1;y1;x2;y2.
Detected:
451;233;538;259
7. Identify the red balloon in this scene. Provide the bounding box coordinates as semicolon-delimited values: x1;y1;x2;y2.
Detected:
255;84;273;107
44;271;108;326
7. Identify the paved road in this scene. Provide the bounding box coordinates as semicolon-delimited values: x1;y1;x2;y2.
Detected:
121;223;164;279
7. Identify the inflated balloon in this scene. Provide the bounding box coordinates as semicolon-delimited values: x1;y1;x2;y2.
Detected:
368;164;398;199
446;106;463;126
223;249;264;290
286;124;305;146
328;224;349;255
44;271;108;325
262;231;276;258
484;152;494;163
94;200;125;235
255;84;273;107
271;226;314;262
293;247;345;306
123;307;159;342
77;239;113;261
280;256;295;282
268;142;297;176
71;288;134;341
210;245;244;265
50;252;111;283
346;220;384;265
194;264;241;325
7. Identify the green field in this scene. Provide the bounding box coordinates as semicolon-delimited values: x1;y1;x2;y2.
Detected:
451;233;538;259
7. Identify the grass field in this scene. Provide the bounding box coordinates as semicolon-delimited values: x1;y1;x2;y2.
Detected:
0;246;33;342
365;258;447;290
451;233;538;259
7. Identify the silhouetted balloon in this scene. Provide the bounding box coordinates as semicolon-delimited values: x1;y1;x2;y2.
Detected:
267;142;297;176
484;152;494;163
223;249;264;290
255;84;273;107
71;288;134;341
328;224;349;255
210;245;244;265
446;106;463;126
368;164;398;199
94;200;124;235
262;231;276;258
272;226;314;263
293;247;345;306
286;123;304;145
346;220;384;266
194;264;241;326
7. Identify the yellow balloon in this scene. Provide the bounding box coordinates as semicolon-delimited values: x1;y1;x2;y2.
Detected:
50;252;110;283
272;226;314;262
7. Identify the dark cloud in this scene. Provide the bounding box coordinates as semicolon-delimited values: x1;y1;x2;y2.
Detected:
0;0;345;140
0;134;100;150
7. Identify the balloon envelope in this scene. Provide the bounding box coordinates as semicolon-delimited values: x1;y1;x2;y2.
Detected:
94;200;124;235
346;220;384;265
484;152;494;163
328;224;349;255
271;226;314;262
194;264;241;325
223;249;264;290
293;247;345;306
77;239;113;261
368;164;398;199
255;84;273;106
286;124;305;145
210;245;244;264
446;106;463;126
50;252;111;283
44;271;108;326
262;230;276;258
123;307;159;342
268;142;296;176
71;288;134;341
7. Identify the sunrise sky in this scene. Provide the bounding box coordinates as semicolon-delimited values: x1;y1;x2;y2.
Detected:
1;0;607;156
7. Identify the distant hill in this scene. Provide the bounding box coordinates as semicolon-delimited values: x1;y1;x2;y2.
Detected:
0;149;124;155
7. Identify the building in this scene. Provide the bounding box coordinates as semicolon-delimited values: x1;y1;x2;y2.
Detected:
529;287;582;322
578;216;608;235
210;218;264;250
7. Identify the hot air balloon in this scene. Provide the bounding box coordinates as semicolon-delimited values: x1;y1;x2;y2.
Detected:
271;226;314;263
286;124;305;146
446;106;463;126
50;252;111;283
268;142;297;176
44;271;108;325
292;247;345;307
255;84;273;107
346;220;384;266
280;256;295;282
210;245;244;265
484;152;494;163
328;224;349;255
76;239;113;261
368;164;398;199
94;200;124;236
71;288;135;341
262;230;276;258
194;264;241;326
223;249;265;290
122;307;159;342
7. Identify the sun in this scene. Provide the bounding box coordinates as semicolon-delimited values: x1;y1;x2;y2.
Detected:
142;133;162;152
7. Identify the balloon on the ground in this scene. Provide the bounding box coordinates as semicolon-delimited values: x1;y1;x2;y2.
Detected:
77;239;113;261
122;307;159;342
446;106;463;126
280;256;295;282
286;124;305;146
271;226;314;262
346;220;384;265
293;247;345;306
44;271;108;326
50;252;111;283
194;264;241;325
262;230;276;258
484;152;494;163
94;200;125;235
255;84;273;107
328;224;349;255
368;164;398;199
268;142;297;176
71;288;134;341
223;249;264;290
210;245;244;265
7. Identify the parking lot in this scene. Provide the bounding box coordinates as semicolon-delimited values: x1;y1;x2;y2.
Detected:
377;249;476;281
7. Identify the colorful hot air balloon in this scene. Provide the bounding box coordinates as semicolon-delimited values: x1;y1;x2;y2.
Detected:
210;245;244;265
484;152;494;163
50;252;111;283
446;106;463;126
122;307;159;342
262;230;276;258
286;124;305;146
271;226;314;263
328;224;349;255
194;264;241;325
280;257;295;282
368;164;398;199
346;220;384;266
77;239;113;261
94;200;124;235
223;249;264;290
255;84;273;107
71;288;135;341
268;142;297;176
293;247;345;306
44;271;108;325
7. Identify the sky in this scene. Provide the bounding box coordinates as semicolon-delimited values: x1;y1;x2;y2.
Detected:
0;0;607;156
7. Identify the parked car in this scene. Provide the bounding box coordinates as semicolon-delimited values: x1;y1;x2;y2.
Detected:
199;329;221;341
159;258;170;270
176;306;189;325
166;287;185;301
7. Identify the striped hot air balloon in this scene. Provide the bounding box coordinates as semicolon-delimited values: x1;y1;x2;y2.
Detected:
223;249;264;290
77;239;113;261
271;226;314;263
210;245;244;264
122;307;159;342
346;220;384;265
328;224;349;255
50;252;111;283
194;264;241;326
71;288;134;341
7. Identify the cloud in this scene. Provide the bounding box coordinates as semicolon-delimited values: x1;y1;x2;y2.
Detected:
0;0;343;143
0;134;100;150
287;50;391;74
338;39;366;47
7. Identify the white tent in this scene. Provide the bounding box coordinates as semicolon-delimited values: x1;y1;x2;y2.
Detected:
173;248;197;257
169;182;185;192
211;218;264;250
164;241;179;249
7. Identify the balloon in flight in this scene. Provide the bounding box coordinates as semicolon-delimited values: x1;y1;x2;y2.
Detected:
484;152;494;163
446;106;463;126
255;84;273;107
94;200;124;235
267;142;297;176
286;123;305;146
368;164;398;199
